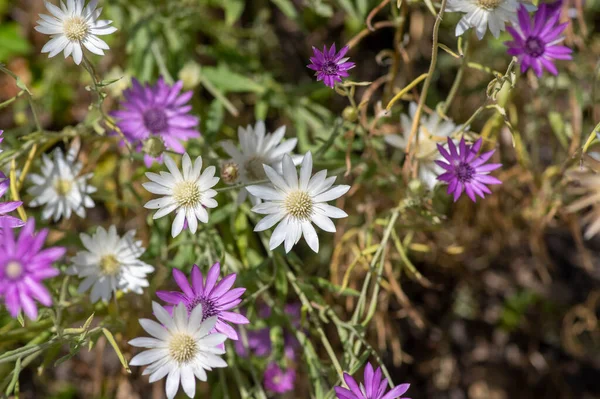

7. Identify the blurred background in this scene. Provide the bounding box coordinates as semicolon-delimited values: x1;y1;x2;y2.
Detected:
1;0;600;398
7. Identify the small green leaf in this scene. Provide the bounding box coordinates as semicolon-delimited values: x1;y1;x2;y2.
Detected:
270;0;297;18
223;0;245;25
15;77;31;94
82;313;95;331
102;328;131;373
202;65;265;94
17;312;25;327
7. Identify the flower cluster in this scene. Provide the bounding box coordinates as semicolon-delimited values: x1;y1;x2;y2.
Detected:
0;0;582;396
446;0;572;77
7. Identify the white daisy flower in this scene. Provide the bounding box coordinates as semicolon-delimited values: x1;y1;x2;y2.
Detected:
35;0;117;65
247;152;350;253
28;141;96;222
143;153;219;238
447;0;535;40
384;102;462;190
220;121;301;205
66;225;154;303
129;302;228;399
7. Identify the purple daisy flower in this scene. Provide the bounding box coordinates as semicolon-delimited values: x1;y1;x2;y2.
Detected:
307;44;355;88
435;137;502;202
0;219;65;319
112;77;200;167
335;363;411;399
156;262;249;340
0;172;24;228
264;363;296;394
505;2;573;77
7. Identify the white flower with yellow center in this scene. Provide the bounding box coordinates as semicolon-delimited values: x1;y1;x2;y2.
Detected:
143;153;219;238
129;302;228;399
447;0;535;39
221;121;301;205
28;142;96;221
385;102;462;190
66;225;154;303
35;0;117;65
247;152;350;253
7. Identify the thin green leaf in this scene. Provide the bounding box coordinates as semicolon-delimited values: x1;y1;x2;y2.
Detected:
102;328;131;373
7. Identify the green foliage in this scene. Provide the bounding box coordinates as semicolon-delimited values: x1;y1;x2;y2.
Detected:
0;0;598;398
0;23;30;61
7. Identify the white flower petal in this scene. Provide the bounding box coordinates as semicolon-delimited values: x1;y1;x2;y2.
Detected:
130;349;165;366
171;209;186;237
301;221;319;253
165;368;181;399
313;185;351;203
282;154;298;189
254;212;286;232
299;152;313;190
180;366;196;398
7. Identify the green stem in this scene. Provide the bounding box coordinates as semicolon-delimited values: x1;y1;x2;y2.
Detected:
404;0;447;156
286;269;345;380
441;34;470;115
582;121;600;153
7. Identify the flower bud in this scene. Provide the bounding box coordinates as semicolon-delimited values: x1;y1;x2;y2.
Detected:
141;136;166;158
221;161;240;184
342;106;358;122
408;178;426;196
178;62;202;90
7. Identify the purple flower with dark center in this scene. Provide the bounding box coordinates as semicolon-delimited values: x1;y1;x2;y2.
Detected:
307;44;355;88
0;172;24;228
264;363;296;394
156;262;249;340
335;363;411;399
0;219;65;319
435;137;502;202
505;2;572;77
112;77;200;167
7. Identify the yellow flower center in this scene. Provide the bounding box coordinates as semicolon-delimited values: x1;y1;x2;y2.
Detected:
5;261;23;279
169;333;198;364
173;181;202;208
54;179;73;196
100;254;121;276
476;0;503;9
244;157;267;181
63;16;89;41
284;190;313;220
